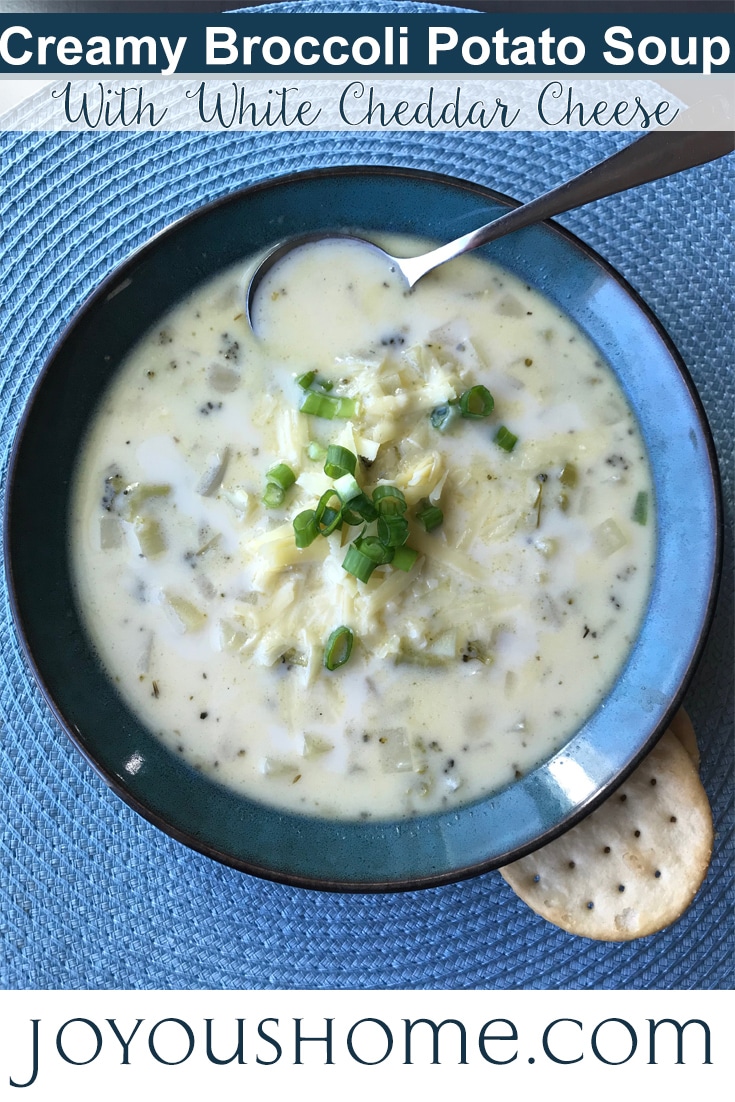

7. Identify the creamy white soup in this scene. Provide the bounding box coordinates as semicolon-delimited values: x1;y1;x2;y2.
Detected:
70;236;654;820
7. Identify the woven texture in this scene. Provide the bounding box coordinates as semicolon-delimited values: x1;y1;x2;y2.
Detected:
1;2;733;989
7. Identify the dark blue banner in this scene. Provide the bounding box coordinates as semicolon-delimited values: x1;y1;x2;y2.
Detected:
0;14;732;75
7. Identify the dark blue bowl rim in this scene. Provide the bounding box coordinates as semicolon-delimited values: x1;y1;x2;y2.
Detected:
4;164;723;893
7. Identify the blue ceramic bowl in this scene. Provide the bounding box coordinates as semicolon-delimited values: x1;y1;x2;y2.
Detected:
5;167;721;891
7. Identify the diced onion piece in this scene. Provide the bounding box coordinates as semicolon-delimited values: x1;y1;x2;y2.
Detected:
207;361;240;393
122;482;170;520
137;632;154;674
302;734;334;759
163;593;207;633
376;728;413;773
281;647;308;668
261;757;301;778
194;574;216;601
196;531;218;557
462;639;492;664
396;641;453;667
534;538;558;558
307;440;327;461
594;518;627;558
221;488;252;519
427;631;457;659
495;294;525;317
99;515;122;550
197;448;230;497
133;515;166;557
219;619;249;653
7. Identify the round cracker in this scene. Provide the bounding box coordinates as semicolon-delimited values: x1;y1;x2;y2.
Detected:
499;731;713;940
669;707;700;770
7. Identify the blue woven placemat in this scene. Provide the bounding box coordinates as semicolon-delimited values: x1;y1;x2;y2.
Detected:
1;2;733;989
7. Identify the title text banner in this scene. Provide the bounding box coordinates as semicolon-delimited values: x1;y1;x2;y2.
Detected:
0;14;732;76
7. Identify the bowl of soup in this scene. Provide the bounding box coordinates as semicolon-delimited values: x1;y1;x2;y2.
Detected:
4;166;721;891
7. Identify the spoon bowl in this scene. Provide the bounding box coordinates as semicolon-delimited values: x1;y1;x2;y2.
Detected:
245;103;734;332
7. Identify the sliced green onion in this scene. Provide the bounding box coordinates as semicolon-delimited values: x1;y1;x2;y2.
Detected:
632;491;648;526
262;482;285;509
296;371;316;390
324;626;354;671
314;489;343;536
392;545;419;572
341;493;378;525
372;484;407;515
430;403;459;433
342;543;378;583
495;425;518;452
293;509;318;548
266;462;296;490
299;392;357;420
415;498;444;532
459;384;494;419
324;445;357;479
333;473;361;504
377;514;409;548
307;440;327;461
319;507;342;535
356;535;394;565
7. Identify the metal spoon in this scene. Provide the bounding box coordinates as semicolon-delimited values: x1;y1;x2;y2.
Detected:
246;98;734;331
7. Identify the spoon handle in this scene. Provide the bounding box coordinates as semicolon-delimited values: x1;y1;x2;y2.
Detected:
402;111;735;285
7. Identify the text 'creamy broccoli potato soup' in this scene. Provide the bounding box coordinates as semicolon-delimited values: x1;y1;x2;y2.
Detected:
71;236;654;820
